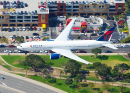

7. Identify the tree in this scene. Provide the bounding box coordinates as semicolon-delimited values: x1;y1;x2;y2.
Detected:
75;84;80;92
42;37;49;41
112;65;122;79
42;68;48;78
0;37;8;44
88;82;95;90
91;48;102;58
93;62;101;68
89;26;93;31
98;26;102;32
102;83;111;91
65;78;73;85
74;74;85;83
65;59;81;77
118;63;129;75
95;64;111;83
119;85;126;93
15;37;24;43
76;35;81;40
22;54;45;74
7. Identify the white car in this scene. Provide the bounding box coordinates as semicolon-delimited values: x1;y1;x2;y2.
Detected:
23;27;26;31
116;45;123;48
4;50;12;53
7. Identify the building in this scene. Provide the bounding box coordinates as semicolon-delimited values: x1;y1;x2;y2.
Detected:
0;0;49;28
48;0;125;17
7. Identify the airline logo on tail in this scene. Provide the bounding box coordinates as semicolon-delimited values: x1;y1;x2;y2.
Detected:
97;27;115;41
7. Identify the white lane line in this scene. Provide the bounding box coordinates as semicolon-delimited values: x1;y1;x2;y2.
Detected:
2;83;7;87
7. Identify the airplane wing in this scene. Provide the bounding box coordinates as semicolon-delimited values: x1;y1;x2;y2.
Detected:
52;49;91;64
102;43;118;49
54;18;76;41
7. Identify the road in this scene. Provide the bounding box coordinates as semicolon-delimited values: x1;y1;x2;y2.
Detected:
0;73;57;93
0;46;130;53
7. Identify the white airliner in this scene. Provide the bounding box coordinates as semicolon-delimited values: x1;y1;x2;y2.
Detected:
17;18;117;64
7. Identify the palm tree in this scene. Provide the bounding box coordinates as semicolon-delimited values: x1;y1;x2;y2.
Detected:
89;26;93;31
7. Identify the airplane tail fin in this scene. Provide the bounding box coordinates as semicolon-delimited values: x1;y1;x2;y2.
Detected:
97;27;115;41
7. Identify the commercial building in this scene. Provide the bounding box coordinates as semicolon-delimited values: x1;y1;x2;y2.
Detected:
48;0;125;17
0;0;125;28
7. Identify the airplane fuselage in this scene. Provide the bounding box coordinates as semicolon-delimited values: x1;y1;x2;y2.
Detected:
18;40;109;51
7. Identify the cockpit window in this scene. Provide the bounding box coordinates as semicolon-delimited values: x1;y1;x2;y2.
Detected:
20;46;22;47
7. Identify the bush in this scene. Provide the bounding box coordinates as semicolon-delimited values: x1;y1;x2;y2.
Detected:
65;78;73;85
45;75;51;80
93;62;101;68
48;78;56;83
57;82;62;85
127;53;130;57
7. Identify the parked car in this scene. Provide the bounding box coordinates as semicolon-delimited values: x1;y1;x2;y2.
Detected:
8;45;15;47
0;45;5;47
23;27;26;31
91;33;97;36
42;32;49;36
33;33;39;36
19;27;22;31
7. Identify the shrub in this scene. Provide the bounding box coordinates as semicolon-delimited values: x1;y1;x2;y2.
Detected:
48;78;56;83
45;75;51;80
65;78;73;85
127;53;130;57
57;82;62;85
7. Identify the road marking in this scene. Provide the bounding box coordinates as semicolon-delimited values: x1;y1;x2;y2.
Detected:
2;83;7;87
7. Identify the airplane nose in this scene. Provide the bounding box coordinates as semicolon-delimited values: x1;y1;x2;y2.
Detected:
17;46;20;49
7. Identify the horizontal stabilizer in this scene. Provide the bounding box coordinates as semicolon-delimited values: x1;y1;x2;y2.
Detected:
102;44;118;49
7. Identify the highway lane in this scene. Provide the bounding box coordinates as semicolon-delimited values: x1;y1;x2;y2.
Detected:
0;85;17;93
0;73;57;93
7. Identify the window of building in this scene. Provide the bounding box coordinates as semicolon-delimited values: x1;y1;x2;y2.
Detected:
59;9;63;11
102;6;104;8
2;16;4;19
117;5;122;12
99;6;101;8
59;5;63;8
87;6;89;8
93;5;96;8
84;6;86;8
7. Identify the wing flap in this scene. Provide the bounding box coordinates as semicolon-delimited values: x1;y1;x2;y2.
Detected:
52;49;91;64
102;44;118;49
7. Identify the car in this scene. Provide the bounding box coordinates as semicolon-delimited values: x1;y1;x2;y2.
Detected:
16;28;18;31
105;50;113;53
37;28;41;31
42;32;49;36
91;33;97;36
13;49;20;53
25;3;28;7
8;45;15;47
123;45;130;48
0;45;5;47
0;76;5;79
23;27;26;31
33;33;39;36
19;27;22;31
98;32;104;35
40;50;44;53
79;50;87;53
26;27;29;31
12;27;15;31
4;50;12;53
116;45;123;48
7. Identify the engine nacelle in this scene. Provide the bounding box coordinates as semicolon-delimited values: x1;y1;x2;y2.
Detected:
50;53;61;59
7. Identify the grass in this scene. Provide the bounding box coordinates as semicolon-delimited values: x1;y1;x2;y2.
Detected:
1;55;130;69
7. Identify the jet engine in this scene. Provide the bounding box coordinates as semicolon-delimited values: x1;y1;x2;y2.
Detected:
50;53;61;59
